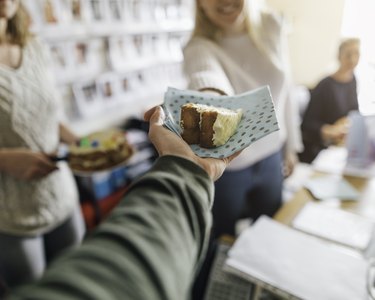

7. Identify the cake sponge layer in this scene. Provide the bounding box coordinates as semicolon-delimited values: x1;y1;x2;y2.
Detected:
180;103;242;148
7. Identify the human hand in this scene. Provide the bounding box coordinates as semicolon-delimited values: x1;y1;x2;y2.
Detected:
144;106;241;181
283;151;298;178
321;117;349;145
0;149;58;180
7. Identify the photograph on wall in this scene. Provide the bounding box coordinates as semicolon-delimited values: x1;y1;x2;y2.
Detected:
58;86;79;120
96;74;121;102
71;0;83;20
49;44;68;70
120;72;141;93
60;0;83;22
81;39;105;74
108;0;123;21
108;37;137;71
90;0;106;21
73;81;102;117
43;0;59;23
74;42;88;65
132;35;144;57
168;34;184;60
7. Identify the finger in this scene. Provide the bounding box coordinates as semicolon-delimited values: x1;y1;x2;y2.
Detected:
144;106;158;122
41;154;59;170
144;105;163;122
225;149;243;164
149;106;165;127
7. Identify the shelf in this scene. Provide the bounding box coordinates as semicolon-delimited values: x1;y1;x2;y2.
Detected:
70;90;165;136
34;19;193;42
57;57;183;86
70;77;187;136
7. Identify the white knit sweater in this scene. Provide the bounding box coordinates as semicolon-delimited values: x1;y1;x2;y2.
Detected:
183;13;302;170
0;38;78;236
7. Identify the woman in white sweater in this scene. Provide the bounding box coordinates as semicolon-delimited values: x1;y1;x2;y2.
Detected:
0;1;84;289
184;0;302;237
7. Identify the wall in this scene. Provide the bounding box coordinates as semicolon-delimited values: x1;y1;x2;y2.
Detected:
266;0;346;88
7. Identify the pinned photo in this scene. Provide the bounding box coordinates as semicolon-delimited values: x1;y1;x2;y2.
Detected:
74;42;88;65
108;0;123;21
97;75;121;102
50;44;68;69
43;0;58;23
90;0;105;21
81;83;97;103
71;0;82;20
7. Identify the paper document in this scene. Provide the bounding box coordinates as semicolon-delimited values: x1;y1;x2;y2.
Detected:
225;216;368;300
313;146;375;178
304;175;360;201
292;202;375;251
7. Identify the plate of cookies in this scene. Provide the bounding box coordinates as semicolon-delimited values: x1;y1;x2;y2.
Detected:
162;86;279;158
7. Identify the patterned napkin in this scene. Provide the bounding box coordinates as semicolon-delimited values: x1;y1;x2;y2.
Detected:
162;86;279;158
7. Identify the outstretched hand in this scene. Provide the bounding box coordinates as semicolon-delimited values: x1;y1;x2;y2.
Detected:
144;106;241;181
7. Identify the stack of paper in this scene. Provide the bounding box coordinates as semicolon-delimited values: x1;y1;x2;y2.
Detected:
304;175;360;201
225;216;368;300
312;146;375;178
292;202;374;251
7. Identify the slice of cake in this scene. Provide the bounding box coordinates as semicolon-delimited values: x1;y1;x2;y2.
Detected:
180;103;243;148
68;129;133;171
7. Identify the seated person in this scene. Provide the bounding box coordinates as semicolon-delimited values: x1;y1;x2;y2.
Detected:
299;38;360;163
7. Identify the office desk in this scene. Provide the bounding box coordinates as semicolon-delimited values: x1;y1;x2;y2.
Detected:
274;171;375;225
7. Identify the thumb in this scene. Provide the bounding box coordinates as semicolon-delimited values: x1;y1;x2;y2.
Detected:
149;106;165;127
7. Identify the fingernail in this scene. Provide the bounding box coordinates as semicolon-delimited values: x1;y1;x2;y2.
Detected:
158;106;165;120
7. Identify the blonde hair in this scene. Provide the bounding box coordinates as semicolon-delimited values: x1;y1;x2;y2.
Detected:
7;3;31;47
338;37;360;57
191;0;284;70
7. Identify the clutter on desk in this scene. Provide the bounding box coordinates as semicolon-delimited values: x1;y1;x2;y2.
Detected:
313;112;375;178
292;202;375;251
313;146;375;178
304;174;360;201
346;111;375;168
224;216;368;300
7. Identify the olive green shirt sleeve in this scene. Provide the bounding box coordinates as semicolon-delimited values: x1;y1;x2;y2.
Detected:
9;155;214;300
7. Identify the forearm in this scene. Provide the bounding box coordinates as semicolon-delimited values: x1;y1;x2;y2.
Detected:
184;39;234;95
0;149;9;171
10;156;214;300
0;149;18;172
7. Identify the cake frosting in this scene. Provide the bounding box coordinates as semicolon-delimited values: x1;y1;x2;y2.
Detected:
68;129;133;171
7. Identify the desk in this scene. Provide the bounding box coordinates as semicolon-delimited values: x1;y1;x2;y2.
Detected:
204;160;375;300
275;171;375;225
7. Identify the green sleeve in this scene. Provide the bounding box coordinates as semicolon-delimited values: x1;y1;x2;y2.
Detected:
10;155;214;300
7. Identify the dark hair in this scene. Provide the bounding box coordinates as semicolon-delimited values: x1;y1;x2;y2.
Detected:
7;3;31;47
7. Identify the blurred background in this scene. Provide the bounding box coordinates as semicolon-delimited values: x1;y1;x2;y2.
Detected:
22;0;375;137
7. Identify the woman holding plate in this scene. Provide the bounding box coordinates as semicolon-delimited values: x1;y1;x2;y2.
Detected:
183;0;303;238
0;0;84;289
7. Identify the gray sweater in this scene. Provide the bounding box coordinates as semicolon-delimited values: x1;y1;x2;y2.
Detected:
0;38;78;236
9;155;213;300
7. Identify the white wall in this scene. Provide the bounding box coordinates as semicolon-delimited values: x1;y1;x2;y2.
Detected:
266;0;346;88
